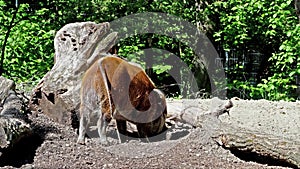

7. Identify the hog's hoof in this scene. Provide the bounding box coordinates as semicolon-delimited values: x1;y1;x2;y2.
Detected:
98;139;109;145
77;138;86;145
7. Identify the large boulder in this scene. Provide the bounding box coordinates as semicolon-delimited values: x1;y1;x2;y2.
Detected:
29;22;118;124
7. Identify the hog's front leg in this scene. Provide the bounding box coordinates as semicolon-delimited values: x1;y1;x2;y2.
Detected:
137;124;150;143
116;119;128;143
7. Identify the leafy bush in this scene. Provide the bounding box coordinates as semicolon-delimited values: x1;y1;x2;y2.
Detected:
255;24;300;101
206;0;300;100
0;1;55;83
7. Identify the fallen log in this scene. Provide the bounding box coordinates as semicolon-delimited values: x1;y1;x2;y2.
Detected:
0;76;14;103
213;125;300;168
0;115;32;149
167;98;300;168
0;77;31;150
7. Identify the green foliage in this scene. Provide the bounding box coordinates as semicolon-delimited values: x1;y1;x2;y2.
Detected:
0;2;55;83
258;24;300;101
207;0;296;51
0;0;200;86
207;0;300;101
2;0;299;100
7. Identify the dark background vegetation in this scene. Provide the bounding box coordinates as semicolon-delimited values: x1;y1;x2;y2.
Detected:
0;0;299;101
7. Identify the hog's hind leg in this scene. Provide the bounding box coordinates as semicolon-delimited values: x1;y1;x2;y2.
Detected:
97;112;110;145
77;105;90;144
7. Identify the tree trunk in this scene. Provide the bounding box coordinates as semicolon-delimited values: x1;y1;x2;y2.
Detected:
0;6;19;76
295;0;300;22
29;22;118;124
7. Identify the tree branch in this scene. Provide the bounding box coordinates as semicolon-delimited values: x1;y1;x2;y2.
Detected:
0;5;20;76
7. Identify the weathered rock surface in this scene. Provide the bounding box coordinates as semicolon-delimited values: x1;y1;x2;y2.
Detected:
29;22;118;124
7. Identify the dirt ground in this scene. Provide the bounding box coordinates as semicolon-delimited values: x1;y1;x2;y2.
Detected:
0;98;299;169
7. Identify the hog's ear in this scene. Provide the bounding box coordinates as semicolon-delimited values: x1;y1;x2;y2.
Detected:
149;89;167;118
150;89;166;105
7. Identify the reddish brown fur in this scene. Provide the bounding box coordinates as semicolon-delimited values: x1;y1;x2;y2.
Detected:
77;56;167;144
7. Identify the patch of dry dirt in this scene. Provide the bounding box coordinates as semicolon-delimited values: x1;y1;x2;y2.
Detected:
1;99;298;169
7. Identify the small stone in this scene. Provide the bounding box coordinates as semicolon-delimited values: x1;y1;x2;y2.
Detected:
22;164;34;169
